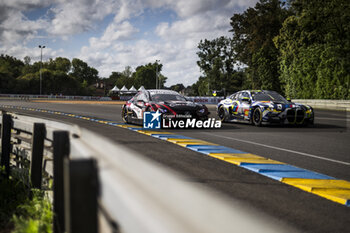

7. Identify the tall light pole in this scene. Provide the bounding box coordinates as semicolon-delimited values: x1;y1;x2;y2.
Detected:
155;60;160;89
39;45;45;95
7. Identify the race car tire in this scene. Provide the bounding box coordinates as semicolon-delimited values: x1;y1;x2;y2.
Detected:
252;107;262;126
121;106;129;123
218;105;227;122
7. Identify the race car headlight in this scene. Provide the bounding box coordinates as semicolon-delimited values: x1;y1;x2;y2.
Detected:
305;105;313;114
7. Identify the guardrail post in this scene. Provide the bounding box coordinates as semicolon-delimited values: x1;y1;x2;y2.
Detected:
1;112;12;178
30;123;45;189
53;131;70;233
64;158;99;233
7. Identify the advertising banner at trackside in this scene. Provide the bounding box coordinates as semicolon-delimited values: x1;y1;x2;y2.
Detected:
143;111;222;129
120;95;134;101
185;97;225;104
113;96;225;103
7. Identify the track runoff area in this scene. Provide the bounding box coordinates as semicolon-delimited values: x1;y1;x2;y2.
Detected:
1;101;349;208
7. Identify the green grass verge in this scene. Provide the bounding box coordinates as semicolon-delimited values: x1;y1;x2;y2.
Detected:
0;174;52;233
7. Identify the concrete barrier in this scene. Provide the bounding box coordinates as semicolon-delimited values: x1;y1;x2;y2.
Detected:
293;99;350;111
1;110;294;233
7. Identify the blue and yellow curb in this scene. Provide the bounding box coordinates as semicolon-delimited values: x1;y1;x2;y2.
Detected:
1;104;349;207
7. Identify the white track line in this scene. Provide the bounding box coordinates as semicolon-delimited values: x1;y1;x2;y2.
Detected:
203;132;350;166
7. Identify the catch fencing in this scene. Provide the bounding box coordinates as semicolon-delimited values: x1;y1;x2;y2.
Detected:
0;110;293;233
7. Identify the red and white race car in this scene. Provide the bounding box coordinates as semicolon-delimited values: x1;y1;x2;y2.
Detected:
121;89;209;124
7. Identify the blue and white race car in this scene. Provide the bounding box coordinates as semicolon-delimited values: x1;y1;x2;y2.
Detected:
217;90;314;126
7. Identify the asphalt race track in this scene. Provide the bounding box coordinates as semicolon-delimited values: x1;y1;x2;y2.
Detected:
1;100;349;232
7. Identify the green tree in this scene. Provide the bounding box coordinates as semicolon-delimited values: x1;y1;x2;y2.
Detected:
196;36;246;95
170;83;185;92
122;66;133;79
230;0;290;91
14;71;41;94
133;62;166;89
197;36;238;93
107;71;123;88
157;73;167;88
70;58;99;85
189;76;209;96
52;57;71;73
0;54;25;93
115;67;136;89
23;56;31;65
22;61;40;75
0;54;98;95
274;0;350;99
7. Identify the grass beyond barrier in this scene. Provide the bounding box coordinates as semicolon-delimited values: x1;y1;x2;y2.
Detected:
0;168;52;232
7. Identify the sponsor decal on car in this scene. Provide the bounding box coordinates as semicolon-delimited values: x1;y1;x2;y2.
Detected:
162;118;221;129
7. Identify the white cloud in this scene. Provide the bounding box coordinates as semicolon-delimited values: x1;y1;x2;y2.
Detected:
48;0;119;36
101;21;139;42
77;0;260;86
0;44;56;63
80;19;138;57
0;9;48;45
0;0;259;86
80;34;203;86
113;0;144;23
0;0;52;11
172;0;230;18
77;0;255;85
155;13;230;41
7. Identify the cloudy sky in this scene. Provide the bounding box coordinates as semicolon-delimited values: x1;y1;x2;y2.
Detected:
0;0;258;86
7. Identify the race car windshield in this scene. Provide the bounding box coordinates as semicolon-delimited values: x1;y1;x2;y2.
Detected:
151;94;186;102
251;91;288;103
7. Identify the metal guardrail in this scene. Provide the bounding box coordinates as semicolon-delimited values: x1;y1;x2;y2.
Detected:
0;110;295;233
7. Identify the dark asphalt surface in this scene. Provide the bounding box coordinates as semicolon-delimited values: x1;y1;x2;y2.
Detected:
1;100;349;232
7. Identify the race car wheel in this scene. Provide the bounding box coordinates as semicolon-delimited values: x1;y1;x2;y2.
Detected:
252;107;262;126
218;106;227;122
122;106;129;123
